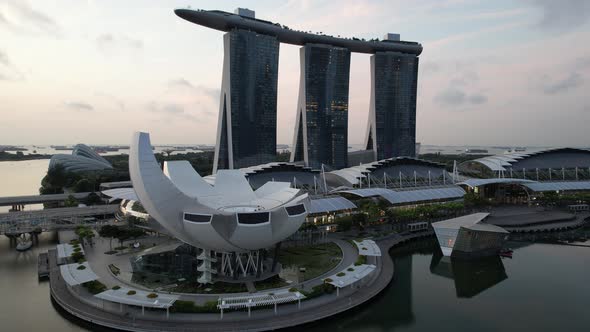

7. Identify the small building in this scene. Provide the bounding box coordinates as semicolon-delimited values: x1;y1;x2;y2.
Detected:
432;213;508;258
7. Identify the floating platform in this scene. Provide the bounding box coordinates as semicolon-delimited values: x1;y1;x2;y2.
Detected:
38;252;49;279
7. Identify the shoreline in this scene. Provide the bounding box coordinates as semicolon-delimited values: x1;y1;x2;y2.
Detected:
49;231;433;332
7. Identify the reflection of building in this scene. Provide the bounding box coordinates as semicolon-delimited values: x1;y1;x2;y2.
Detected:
432;213;508;257
291;44;351;170
49;144;113;172
430;253;508;298
129;132;310;283
131;243;199;283
213;27;280;172
365;48;419;160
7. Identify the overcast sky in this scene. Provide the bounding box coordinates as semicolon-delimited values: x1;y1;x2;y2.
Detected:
0;0;589;146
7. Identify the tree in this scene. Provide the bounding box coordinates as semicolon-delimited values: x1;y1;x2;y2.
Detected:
75;225;95;245
99;225;119;250
351;213;368;230
73;178;94;193
64;195;79;207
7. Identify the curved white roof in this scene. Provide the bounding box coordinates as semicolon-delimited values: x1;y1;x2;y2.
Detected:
129;132;310;252
49;143;113;172
466;147;590;173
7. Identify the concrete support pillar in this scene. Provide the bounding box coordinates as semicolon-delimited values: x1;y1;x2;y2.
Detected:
166;307;169;319
142;306;145;315
120;303;123;312
336;287;340;297
274;302;277;315
220;308;223;320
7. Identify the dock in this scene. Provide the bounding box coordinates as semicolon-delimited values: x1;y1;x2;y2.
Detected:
38;252;49;279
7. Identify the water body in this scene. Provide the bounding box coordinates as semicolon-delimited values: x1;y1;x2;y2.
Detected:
307;238;590;332
1;159;589;331
0;159;49;212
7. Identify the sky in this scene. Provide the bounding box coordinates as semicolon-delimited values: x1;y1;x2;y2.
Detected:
0;0;589;147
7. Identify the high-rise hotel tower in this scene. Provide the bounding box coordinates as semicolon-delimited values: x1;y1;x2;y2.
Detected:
291;44;351;170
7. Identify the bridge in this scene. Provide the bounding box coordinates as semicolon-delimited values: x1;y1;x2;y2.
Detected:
0;192;96;211
0;204;119;236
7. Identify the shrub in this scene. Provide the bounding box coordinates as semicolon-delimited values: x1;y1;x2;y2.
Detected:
147;293;158;299
336;272;346;277
347;268;355;272
71;252;84;261
301;283;335;300
170;300;219;313
288;287;298;292
73;247;82;253
77;265;86;270
70;239;80;245
354;255;367;266
324;278;333;283
112;285;121;290
82;280;107;294
127;290;136;295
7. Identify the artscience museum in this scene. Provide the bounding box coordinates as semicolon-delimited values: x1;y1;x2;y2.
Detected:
128;132;310;283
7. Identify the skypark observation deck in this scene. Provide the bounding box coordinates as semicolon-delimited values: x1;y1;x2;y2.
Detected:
174;9;423;55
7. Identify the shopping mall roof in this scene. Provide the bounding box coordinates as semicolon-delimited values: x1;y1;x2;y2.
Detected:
523;181;590;192
309;196;357;214
461;147;590;172
459;178;535;188
329;157;446;186
458;178;590;193
337;186;465;205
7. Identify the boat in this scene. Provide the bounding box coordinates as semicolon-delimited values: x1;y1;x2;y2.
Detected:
16;240;33;251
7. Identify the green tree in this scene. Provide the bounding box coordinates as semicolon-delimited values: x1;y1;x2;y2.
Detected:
73;178;94;193
64;195;79;207
99;225;119;250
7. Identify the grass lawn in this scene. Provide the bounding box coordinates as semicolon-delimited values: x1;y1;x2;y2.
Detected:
278;242;342;281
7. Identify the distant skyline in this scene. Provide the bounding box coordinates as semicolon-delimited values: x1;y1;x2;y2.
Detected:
0;0;589;146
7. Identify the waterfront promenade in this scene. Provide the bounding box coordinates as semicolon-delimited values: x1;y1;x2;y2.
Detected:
49;231;433;331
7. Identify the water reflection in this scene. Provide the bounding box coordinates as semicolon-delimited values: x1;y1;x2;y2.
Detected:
429;253;508;298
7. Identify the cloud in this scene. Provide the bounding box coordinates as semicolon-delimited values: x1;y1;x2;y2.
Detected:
95;92;125;111
0;49;11;67
532;0;590;32
0;49;24;81
64;101;94;112
543;72;583;94
147;101;196;121
468;94;488;104
167;78;220;102
435;87;465;106
96;33;143;53
0;0;61;36
434;87;488;108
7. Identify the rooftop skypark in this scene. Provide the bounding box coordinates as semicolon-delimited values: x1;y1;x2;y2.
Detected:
174;8;423;55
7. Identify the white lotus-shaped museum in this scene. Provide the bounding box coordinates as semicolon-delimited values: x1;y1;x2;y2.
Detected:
129;132;310;253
